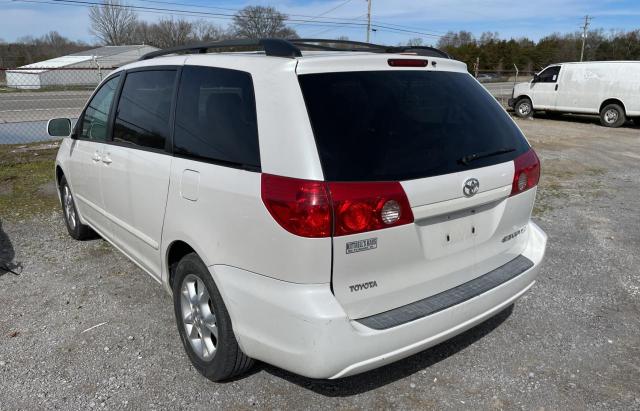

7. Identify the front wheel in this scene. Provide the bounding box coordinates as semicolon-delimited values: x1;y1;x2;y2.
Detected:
173;253;254;381
514;98;533;118
600;103;626;128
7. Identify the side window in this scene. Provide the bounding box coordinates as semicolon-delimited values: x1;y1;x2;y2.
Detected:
538;66;561;83
113;70;176;150
173;66;260;169
78;75;120;141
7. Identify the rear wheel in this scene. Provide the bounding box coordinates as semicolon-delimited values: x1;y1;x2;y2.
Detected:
173;252;254;381
59;175;94;240
514;98;533;118
600;103;626;128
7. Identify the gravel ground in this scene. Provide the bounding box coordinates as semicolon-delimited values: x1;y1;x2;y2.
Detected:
1;115;639;410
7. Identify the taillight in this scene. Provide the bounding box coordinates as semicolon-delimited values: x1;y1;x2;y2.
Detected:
511;149;540;196
329;181;414;236
261;174;331;238
261;174;414;238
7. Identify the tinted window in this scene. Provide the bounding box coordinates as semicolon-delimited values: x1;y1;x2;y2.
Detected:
298;71;530;181
113;70;175;150
174;66;260;169
78;75;120;141
538;66;560;83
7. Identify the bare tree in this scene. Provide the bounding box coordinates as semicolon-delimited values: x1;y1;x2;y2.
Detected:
191;20;225;42
479;31;499;45
89;0;138;45
231;6;298;39
406;38;424;47
437;31;476;48
151;18;193;48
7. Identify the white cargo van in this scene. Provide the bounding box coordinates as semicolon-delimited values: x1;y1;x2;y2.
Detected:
509;61;640;127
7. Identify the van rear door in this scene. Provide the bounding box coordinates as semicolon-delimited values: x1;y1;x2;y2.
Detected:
298;67;536;319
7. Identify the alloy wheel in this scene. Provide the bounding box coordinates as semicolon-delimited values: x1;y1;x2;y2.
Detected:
180;274;218;361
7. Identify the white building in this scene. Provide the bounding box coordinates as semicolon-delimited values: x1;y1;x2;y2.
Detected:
6;45;158;89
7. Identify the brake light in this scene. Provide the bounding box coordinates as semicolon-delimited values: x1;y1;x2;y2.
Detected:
329;181;414;236
261;174;414;238
388;59;428;67
511;149;540;196
261;174;331;238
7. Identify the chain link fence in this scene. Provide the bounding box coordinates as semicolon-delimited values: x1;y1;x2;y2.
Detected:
1;66;535;145
0;67;118;145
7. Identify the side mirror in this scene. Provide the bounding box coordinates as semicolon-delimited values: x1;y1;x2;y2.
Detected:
532;74;539;83
47;118;72;138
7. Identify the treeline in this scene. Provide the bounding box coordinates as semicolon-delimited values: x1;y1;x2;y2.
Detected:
436;30;640;73
0;32;92;67
0;2;298;67
88;2;296;48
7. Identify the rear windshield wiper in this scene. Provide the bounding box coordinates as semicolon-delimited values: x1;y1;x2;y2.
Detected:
458;148;515;165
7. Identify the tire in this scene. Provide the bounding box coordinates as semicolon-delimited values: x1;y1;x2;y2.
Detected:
599;103;626;128
59;175;94;240
172;252;254;381
514;98;533;118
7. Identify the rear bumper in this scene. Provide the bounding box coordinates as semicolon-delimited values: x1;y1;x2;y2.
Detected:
210;221;547;379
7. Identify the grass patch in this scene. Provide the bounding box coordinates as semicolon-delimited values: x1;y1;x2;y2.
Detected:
0;142;59;218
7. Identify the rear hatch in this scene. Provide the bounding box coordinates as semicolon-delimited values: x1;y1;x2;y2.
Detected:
297;58;538;319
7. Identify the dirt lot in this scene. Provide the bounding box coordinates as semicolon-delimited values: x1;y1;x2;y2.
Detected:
1;115;639;410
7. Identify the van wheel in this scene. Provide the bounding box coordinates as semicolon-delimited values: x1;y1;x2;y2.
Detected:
59;175;94;240
600;104;626;128
514;98;533;118
173;252;254;381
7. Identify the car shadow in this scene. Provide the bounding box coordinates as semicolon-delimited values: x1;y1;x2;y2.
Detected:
0;219;22;277
528;111;639;129
256;304;514;396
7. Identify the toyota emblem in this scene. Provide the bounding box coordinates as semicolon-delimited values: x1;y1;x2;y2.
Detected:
463;178;480;197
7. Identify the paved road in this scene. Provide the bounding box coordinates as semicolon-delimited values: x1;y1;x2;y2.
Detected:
0;90;91;123
481;81;516;97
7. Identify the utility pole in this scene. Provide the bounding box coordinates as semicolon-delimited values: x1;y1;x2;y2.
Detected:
366;0;372;43
580;15;592;62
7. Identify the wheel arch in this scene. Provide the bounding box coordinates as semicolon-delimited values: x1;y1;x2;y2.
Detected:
599;98;626;114
166;240;197;290
55;164;65;203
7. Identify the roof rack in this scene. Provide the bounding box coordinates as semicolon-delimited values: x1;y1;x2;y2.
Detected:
139;38;302;60
290;39;452;59
139;38;451;61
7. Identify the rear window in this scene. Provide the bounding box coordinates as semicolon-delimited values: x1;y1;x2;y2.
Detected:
298;71;530;181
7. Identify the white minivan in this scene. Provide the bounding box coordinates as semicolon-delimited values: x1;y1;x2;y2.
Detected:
510;61;640;127
48;39;547;382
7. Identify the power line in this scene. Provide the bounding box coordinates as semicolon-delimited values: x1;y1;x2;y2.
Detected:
292;0;354;28
309;14;368;37
12;0;449;39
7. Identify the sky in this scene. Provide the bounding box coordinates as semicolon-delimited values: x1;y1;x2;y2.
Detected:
1;0;639;45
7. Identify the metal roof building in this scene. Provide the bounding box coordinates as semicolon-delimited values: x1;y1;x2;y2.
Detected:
6;45;158;89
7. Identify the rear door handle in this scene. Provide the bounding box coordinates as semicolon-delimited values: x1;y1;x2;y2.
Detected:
92;151;101;162
555;84;558;91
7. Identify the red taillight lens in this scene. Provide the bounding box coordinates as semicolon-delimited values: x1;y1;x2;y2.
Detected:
388;59;428;67
329;181;414;236
511;149;540;196
261;174;331;238
261;174;414;238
